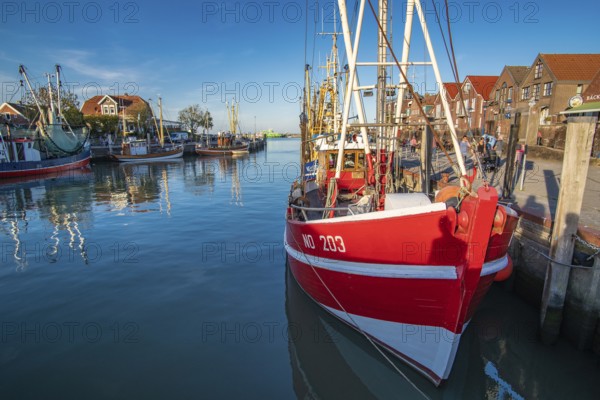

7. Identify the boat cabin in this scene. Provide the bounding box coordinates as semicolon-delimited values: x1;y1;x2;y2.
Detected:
0;137;41;163
318;149;366;191
122;140;148;156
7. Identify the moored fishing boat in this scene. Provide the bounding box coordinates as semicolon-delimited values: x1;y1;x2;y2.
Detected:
0;65;91;179
195;102;249;156
109;97;183;162
284;0;518;385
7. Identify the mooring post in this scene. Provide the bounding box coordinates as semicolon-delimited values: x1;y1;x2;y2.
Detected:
502;112;520;199
540;115;597;344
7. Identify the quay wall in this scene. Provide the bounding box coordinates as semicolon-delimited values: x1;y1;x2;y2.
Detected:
508;215;600;353
90;140;266;160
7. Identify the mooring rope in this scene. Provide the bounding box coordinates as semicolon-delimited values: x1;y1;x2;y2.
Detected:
288;232;432;400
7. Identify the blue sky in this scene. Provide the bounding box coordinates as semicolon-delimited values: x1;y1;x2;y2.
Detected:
1;0;599;133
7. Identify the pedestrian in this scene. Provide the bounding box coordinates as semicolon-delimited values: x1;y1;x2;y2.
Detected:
484;138;492;158
477;137;485;157
495;131;504;160
410;136;417;155
537;130;543;145
459;135;470;159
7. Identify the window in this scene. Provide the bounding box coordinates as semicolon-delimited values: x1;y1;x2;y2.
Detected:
543;82;553;97
508;87;513;102
110;106;116;115
102;105;109;114
539;107;550;125
534;61;543;79
343;153;355;170
576;84;583;94
495;89;500;101
522;86;530;100
357;153;365;169
327;153;337;170
464;82;471;93
533;84;540;100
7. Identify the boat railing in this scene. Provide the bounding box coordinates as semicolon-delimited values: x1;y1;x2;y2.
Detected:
290;203;357;221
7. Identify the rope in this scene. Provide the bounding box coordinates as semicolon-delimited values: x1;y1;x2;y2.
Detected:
288;232;432;400
528;245;595;268
573;234;600;261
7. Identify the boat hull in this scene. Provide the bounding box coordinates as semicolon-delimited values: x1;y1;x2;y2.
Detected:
0;149;91;179
195;144;249;156
284;187;514;385
108;147;184;162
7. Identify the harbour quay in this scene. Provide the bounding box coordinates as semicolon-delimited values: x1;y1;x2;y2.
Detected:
90;137;266;160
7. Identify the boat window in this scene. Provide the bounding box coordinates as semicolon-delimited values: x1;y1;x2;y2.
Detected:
328;153;337;170
357;153;365;169
344;153;355;169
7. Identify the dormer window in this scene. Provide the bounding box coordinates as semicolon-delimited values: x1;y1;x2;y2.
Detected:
464;82;471;93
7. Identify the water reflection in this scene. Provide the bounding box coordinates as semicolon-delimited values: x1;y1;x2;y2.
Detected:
0;168;94;269
93;161;182;214
182;154;250;206
286;262;600;399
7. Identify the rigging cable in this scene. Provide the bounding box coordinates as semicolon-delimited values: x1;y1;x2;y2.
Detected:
365;0;455;169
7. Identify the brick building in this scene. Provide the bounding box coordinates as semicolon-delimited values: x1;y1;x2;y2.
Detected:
485;66;529;139
516;54;600;146
453;75;498;135
432;82;459;134
81;95;152;133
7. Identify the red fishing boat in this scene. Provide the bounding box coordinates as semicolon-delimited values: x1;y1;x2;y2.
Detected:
284;0;518;385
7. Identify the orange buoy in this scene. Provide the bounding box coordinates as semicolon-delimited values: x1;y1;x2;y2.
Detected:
494;255;513;282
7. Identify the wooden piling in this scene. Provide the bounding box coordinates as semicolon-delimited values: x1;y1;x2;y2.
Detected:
540;115;597;344
502;112;520;199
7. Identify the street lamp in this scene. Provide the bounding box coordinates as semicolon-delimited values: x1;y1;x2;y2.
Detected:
481;102;488;136
467;107;474;138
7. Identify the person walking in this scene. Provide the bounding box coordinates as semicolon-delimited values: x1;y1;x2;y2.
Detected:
410;136;417;156
459;135;470;160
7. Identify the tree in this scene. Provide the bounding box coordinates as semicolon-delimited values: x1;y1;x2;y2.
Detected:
199;110;213;132
128;101;153;135
83;115;120;138
178;104;205;135
23;84;84;126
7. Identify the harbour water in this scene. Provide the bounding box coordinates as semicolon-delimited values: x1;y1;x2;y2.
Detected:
1;139;598;399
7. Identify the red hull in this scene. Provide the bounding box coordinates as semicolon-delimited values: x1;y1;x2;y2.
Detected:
284;186;517;384
0;153;91;179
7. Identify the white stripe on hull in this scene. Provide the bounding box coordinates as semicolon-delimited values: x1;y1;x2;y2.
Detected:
285;239;458;279
323;305;463;383
285;238;508;280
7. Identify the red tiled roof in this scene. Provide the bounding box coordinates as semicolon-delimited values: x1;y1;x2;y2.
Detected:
80;95;104;115
442;83;460;98
582;68;600;102
506;66;529;86
466;76;499;100
80;95;149;116
541;54;600;82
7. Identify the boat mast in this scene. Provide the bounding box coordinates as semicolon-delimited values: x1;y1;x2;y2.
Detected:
335;0;368;179
411;0;466;176
121;99;128;139
158;96;164;147
55;64;62;121
18;65;47;126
